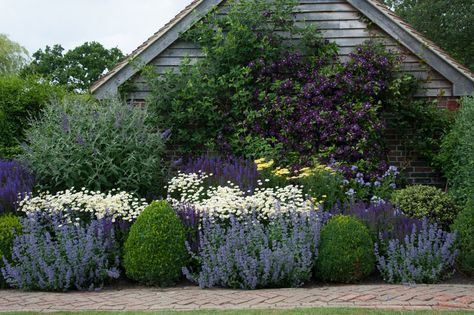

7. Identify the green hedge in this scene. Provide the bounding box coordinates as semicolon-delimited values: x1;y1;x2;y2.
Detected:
437;95;474;205
0;214;21;288
0;75;66;158
452;201;474;276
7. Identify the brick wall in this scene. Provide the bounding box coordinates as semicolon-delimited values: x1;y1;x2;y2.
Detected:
386;96;460;187
129;97;459;187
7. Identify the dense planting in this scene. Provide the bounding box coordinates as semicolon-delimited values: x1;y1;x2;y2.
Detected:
2;212;120;291
375;219;457;284
184;210;322;289
18;188;147;222
0;0;467;293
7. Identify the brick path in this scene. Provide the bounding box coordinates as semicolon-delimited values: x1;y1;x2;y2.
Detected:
1;284;474;312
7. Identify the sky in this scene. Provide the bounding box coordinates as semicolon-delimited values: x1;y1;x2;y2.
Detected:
0;0;191;56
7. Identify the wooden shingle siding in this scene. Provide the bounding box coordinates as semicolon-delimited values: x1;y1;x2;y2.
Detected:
127;0;453;100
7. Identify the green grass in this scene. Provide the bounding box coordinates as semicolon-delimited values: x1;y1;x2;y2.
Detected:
2;309;473;315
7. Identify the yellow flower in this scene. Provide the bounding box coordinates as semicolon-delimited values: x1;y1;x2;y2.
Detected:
256;160;274;171
274;168;290;176
254;158;266;165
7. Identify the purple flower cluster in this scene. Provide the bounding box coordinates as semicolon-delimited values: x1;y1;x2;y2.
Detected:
374;219;457;284
180;155;260;193
1;212;120;291
0;160;35;214
175;204;201;254
183;209;322;289
329;201;422;241
249;41;397;173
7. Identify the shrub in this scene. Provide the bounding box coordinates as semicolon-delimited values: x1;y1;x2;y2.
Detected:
19;97;169;198
437;95;474;205
316;215;375;283
1;212;120;291
330;201;422;242
183;209;322;289
375;219;457;284
0;160;35;214
18;188;147;223
123;201;187;286
392;185;459;227
180;155;261;194
0;75;66;158
0;214;21;288
452;201;474;276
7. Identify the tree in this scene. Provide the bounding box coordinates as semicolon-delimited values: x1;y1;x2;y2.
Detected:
0;75;67;158
22;42;124;92
0;34;29;75
384;0;474;72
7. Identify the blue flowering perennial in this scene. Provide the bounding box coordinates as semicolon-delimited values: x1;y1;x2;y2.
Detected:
1;212;120;291
183;209;322;289
0;160;35;214
374;219;457;284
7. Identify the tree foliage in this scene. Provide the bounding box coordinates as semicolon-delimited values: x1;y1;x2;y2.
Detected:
0;34;29;75
0;75;66;158
384;0;474;71
22;42;123;92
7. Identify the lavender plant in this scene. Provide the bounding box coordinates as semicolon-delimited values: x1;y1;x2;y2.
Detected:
1;212;120;291
0;160;35;214
183;209;322;289
180;156;261;194
175;203;201;254
374;219;457;284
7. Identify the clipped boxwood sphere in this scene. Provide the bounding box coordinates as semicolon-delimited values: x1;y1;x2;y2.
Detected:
392;185;459;227
452;202;474;276
123;201;188;286
317;215;375;283
0;214;21;288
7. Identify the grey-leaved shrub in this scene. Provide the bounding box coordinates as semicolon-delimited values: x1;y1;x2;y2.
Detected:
19;97;169;198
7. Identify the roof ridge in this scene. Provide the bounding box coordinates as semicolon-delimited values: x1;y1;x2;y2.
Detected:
91;0;204;92
367;0;474;82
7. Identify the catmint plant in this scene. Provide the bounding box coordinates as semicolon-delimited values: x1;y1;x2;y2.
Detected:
183;208;322;289
374;219;457;284
0;160;35;214
1;211;120;291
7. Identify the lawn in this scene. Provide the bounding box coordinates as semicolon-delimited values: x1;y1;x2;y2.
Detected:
3;308;474;315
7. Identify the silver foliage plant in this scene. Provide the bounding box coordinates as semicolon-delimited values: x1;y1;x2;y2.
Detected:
20;97;169;198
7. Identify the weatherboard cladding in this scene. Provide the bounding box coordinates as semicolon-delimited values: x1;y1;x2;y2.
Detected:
89;0;472;186
117;0;455;100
